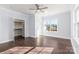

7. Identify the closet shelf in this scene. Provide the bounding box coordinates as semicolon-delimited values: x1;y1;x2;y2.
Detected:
15;28;23;30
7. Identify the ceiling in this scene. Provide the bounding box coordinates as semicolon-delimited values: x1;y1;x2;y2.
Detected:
0;4;74;15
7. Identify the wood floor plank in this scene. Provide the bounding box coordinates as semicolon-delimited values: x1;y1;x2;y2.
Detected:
28;47;54;54
0;36;74;54
39;47;54;54
0;47;33;54
28;47;44;54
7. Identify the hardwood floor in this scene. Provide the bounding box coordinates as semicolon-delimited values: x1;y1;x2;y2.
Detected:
0;36;74;54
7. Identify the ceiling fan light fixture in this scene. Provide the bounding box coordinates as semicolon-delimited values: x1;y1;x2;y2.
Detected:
29;4;48;14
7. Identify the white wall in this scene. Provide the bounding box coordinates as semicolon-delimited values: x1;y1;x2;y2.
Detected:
35;14;42;37
34;5;74;39
0;15;14;43
41;11;71;39
0;7;34;43
28;15;35;37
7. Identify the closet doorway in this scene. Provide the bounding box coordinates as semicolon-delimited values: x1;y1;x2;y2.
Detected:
14;19;25;39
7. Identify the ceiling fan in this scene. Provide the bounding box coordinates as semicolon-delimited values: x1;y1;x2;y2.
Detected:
29;4;48;13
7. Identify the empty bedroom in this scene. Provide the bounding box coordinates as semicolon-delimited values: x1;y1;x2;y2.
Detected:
0;4;78;54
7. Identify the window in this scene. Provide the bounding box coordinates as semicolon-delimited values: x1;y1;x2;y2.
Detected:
43;17;58;32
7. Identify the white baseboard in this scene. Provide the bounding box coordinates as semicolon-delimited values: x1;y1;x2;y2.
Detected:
40;35;71;40
0;40;14;44
25;35;71;40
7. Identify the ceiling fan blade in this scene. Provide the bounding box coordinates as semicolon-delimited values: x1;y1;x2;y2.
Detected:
29;4;39;10
35;4;39;9
29;8;36;10
39;7;48;9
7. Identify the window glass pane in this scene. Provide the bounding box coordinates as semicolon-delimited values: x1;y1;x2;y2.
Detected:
43;17;58;32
